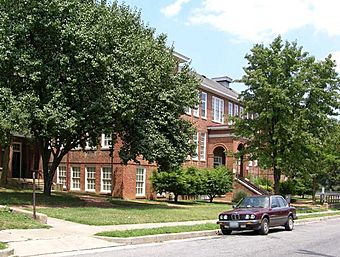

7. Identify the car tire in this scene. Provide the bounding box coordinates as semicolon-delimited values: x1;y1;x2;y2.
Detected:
221;229;232;235
258;217;269;235
285;215;294;231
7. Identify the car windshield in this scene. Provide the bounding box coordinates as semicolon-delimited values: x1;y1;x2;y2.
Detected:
237;196;270;208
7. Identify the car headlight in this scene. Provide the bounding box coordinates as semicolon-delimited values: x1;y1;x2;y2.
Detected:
250;214;256;219
245;214;250;220
223;214;228;220
219;214;223;220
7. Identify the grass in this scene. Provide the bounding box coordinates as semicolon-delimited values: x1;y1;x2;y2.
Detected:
38;200;232;225
0;242;7;250
0;188;231;226
298;211;340;219
96;223;219;238
0;208;49;230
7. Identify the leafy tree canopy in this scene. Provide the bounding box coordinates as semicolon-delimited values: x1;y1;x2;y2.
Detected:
0;0;199;195
236;35;340;194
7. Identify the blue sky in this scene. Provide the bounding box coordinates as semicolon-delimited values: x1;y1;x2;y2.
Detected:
118;0;340;92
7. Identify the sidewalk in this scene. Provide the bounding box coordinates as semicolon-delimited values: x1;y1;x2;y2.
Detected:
1;211;339;257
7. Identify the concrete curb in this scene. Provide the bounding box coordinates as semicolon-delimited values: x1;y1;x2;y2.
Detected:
0;247;14;257
295;214;340;225
96;230;219;245
0;205;47;224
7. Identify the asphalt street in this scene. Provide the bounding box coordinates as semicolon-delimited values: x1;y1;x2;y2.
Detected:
56;218;340;257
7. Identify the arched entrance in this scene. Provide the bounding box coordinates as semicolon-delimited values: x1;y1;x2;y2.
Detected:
213;146;226;167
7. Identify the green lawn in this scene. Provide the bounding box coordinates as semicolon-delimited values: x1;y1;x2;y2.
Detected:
0;242;7;250
0;208;49;230
298;211;340;219
96;223;219;237
38;200;231;225
0;189;231;226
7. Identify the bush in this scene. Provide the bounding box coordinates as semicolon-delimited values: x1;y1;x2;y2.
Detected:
279;179;296;196
247;174;273;193
233;191;248;204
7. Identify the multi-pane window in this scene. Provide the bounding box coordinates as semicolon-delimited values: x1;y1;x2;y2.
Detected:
71;166;80;190
192;133;199;160
228;102;234;125
136;167;146;196
240;106;244;117
214;156;223;167
85;166;96;191
201;92;207;119
185;107;191;115
101;167;112;192
200;133;206;161
101;134;112;149
234;105;239;116
193;94;199;117
212;96;224;123
57;166;67;189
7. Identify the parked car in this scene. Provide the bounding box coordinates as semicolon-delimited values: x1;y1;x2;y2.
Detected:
217;195;297;235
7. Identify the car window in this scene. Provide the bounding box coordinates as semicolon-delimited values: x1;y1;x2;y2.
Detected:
277;197;288;207
238;196;270;208
271;197;280;208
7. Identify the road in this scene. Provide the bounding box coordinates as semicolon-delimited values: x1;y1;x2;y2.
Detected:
65;219;340;257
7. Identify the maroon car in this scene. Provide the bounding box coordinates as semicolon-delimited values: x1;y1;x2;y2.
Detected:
217;195;297;235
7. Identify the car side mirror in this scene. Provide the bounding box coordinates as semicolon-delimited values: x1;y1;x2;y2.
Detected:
232;205;236;209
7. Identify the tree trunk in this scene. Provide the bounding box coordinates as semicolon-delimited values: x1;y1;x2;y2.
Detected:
0;145;10;185
209;196;214;203
273;166;281;194
174;194;178;203
312;178;317;204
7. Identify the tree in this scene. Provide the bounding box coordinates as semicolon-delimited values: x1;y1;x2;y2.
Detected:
236;36;339;194
151;169;189;203
201;166;233;203
0;0;199;195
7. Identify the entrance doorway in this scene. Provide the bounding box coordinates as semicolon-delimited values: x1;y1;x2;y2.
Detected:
213;147;226;167
12;143;22;178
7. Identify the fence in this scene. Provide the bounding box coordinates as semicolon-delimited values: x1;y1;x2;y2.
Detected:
320;193;340;204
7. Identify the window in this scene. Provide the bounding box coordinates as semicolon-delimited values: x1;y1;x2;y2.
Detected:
85;138;96;150
71;166;80;190
193;94;199;117
136;167;146;196
200;133;206;161
85;166;96;191
192;133;199;160
101;166;112;192
228;102;234;125
201;92;207;119
101;134;112;149
248;160;253;167
234;105;239;116
57;166;67;189
214;156;223;167
240;106;244;115
185;107;191;115
271;197;280;208
277;197;288;207
212;96;224;123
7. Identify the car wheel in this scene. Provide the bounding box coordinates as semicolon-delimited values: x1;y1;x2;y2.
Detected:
221;229;232;235
285;215;294;231
258;218;269;235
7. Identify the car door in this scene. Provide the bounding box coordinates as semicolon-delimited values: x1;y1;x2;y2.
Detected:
277;196;290;225
269;197;281;226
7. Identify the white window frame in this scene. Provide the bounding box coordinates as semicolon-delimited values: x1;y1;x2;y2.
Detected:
136;166;146;197
234;104;239;116
201;92;207;119
212;96;224;123
192;133;199;160
101;166;112;193
200;133;206;161
185;107;192;115
57;165;67;189
85;166;96;192
214;156;223;167
101;134;112;150
70;166;81;190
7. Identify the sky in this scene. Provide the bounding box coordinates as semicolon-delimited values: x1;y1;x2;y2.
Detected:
117;0;340;92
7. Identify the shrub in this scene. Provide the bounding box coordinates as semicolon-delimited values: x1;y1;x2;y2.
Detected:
233;191;248;204
279;179;296;196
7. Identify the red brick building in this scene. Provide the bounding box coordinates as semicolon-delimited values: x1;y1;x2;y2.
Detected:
0;53;266;199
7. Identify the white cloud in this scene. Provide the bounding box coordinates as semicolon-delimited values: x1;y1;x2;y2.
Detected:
331;51;340;73
161;0;190;17
187;0;340;42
